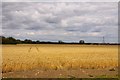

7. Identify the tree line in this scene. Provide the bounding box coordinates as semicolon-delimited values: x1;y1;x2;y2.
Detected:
0;36;85;44
1;36;119;45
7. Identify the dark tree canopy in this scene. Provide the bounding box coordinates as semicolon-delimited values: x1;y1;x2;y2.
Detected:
58;40;64;43
79;40;85;44
1;36;17;44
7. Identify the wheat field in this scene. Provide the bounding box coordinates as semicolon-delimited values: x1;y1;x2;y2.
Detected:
2;44;118;73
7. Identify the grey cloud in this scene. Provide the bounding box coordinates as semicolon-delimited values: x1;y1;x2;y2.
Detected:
91;28;102;32
25;22;48;30
65;25;93;32
2;0;119;2
45;16;61;24
2;2;118;43
2;23;20;29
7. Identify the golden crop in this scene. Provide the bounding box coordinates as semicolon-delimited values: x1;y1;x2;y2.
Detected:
2;44;118;73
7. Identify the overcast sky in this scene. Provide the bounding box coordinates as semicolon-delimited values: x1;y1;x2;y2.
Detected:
2;0;119;2
2;2;118;43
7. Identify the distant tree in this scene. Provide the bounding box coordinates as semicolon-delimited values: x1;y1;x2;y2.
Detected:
79;40;85;44
58;40;64;43
16;39;22;44
1;36;7;44
36;40;40;44
0;36;4;44
8;37;17;44
24;39;32;44
1;36;17;44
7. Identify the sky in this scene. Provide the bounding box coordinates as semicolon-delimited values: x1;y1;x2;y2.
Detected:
1;2;118;43
2;0;119;2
